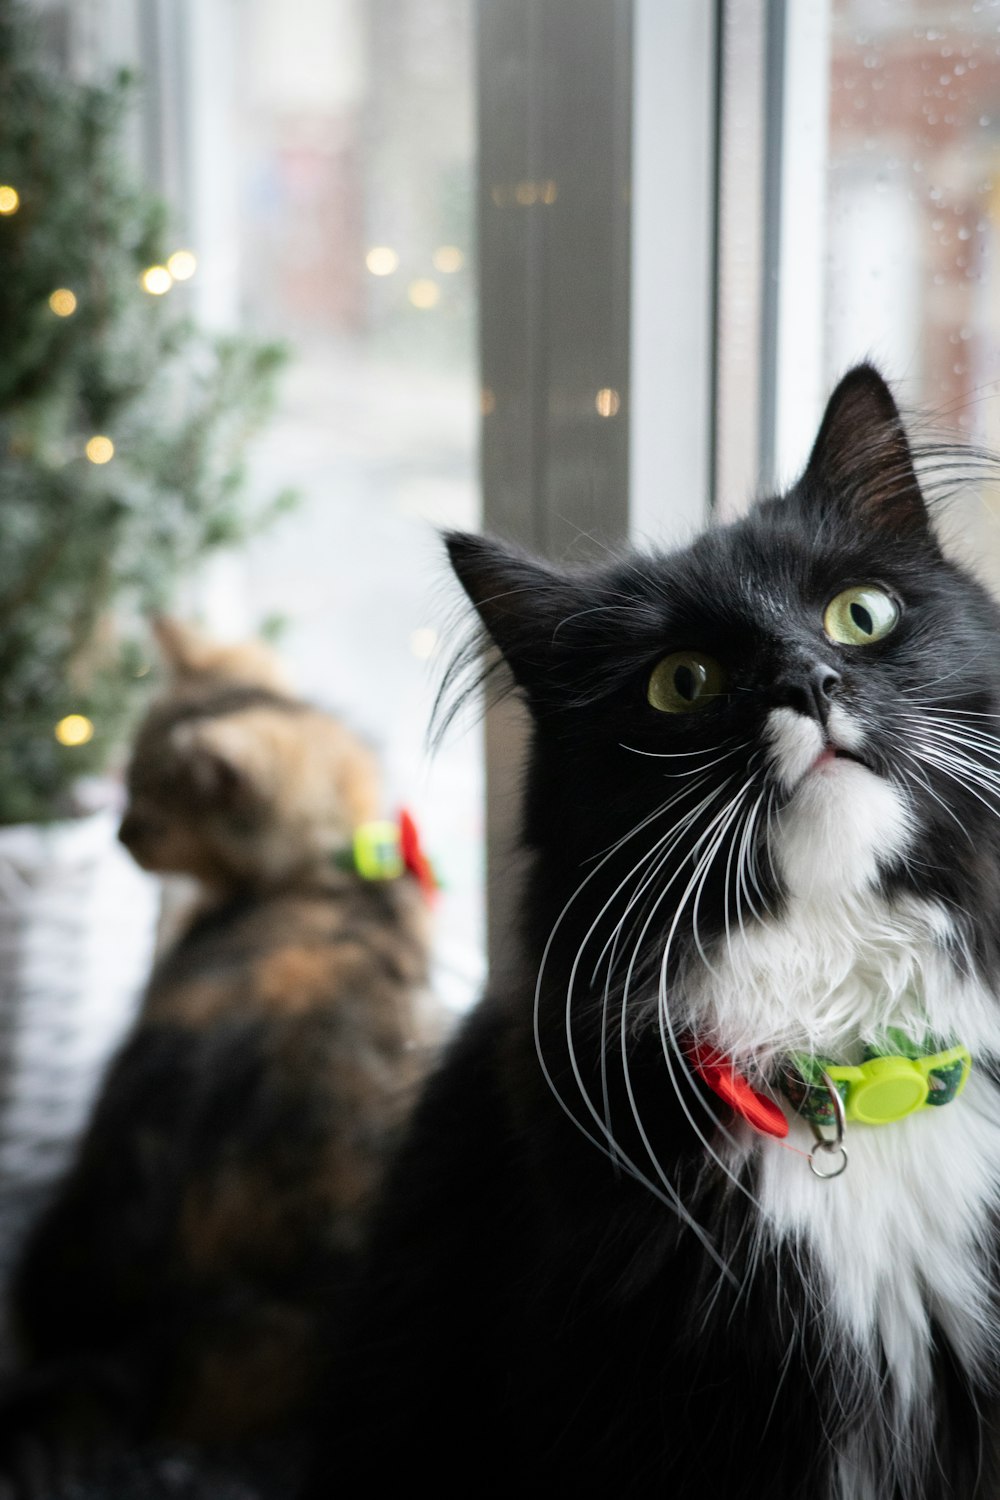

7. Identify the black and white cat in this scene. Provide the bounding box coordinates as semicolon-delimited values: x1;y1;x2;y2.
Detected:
304;365;1000;1499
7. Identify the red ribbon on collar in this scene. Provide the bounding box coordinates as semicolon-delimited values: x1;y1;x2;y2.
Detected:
686;1040;788;1139
399;807;439;901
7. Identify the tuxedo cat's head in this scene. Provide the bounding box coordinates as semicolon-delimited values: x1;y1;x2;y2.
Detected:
119;619;380;890
447;365;1000;999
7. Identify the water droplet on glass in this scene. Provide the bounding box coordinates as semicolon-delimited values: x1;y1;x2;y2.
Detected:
958;226;972;240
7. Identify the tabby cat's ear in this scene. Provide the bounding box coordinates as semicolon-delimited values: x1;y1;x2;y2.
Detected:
152;614;291;693
445;531;573;691
802;363;930;538
153;616;213;677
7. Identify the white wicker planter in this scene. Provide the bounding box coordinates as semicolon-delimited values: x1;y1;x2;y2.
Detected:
0;805;159;1189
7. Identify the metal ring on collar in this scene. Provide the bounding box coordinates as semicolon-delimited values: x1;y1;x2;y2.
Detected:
808;1070;849;1180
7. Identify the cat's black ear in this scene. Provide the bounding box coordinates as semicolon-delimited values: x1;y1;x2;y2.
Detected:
802;363;929;538
445;531;572;691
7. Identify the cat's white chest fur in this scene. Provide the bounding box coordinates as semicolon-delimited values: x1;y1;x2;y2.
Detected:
684;707;1000;1412
702;893;1000;1380
695;886;1000;1499
756;1067;1000;1406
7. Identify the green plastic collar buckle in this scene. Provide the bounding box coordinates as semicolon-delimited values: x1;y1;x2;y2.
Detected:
331;821;405;882
783;1029;972;1128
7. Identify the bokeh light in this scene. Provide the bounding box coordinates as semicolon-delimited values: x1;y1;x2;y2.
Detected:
141;265;173;296
366;247;400;276
408;279;440;310
85;435;115;464
49;288;78;317
0;185;20;215
432;246;464;273
54;714;95;747
166;249;197;281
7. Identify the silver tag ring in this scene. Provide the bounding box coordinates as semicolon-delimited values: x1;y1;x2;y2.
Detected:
809;1139;849;1179
808;1069;849;1179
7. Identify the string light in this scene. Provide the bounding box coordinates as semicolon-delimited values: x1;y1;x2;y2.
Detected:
85;435;115;464
54;714;95;747
0;185;20;215
432;246;464;273
595;388;621;418
366;247;399;276
408;279;440;310
141;265;172;296
49;288;77;317
166;249;197;281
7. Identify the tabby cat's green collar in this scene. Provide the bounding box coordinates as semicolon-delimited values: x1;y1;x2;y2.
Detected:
331;810;438;900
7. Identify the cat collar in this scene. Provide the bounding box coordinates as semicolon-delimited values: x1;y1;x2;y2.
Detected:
688;1030;972;1154
782;1030;971;1128
333;809;439;899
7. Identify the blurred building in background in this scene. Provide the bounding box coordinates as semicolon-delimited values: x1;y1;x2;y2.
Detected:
827;1;1000;441
825;0;1000;580
715;0;1000;581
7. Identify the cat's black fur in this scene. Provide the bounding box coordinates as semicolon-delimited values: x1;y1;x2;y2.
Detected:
303;366;1000;1498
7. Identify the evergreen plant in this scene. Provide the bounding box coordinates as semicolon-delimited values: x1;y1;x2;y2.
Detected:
0;0;292;823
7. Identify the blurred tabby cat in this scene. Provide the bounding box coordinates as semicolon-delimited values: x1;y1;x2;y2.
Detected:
2;619;436;1487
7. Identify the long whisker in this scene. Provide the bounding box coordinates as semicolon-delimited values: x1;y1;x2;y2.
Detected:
590;777;724;984
584;775;718;865
604;784;765;1215
592;779;726;1160
896;643;994;696
690;785;756;976
605;773;771;1215
902;742;1000;820
531;792;738;1276
619;739;752;766
652;797;771;1212
887;741;975;847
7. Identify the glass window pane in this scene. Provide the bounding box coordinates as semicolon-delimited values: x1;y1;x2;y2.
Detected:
212;0;483;1009
823;2;1000;582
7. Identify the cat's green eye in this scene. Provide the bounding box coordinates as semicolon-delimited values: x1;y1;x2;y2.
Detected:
647;652;726;714
823;586;899;647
